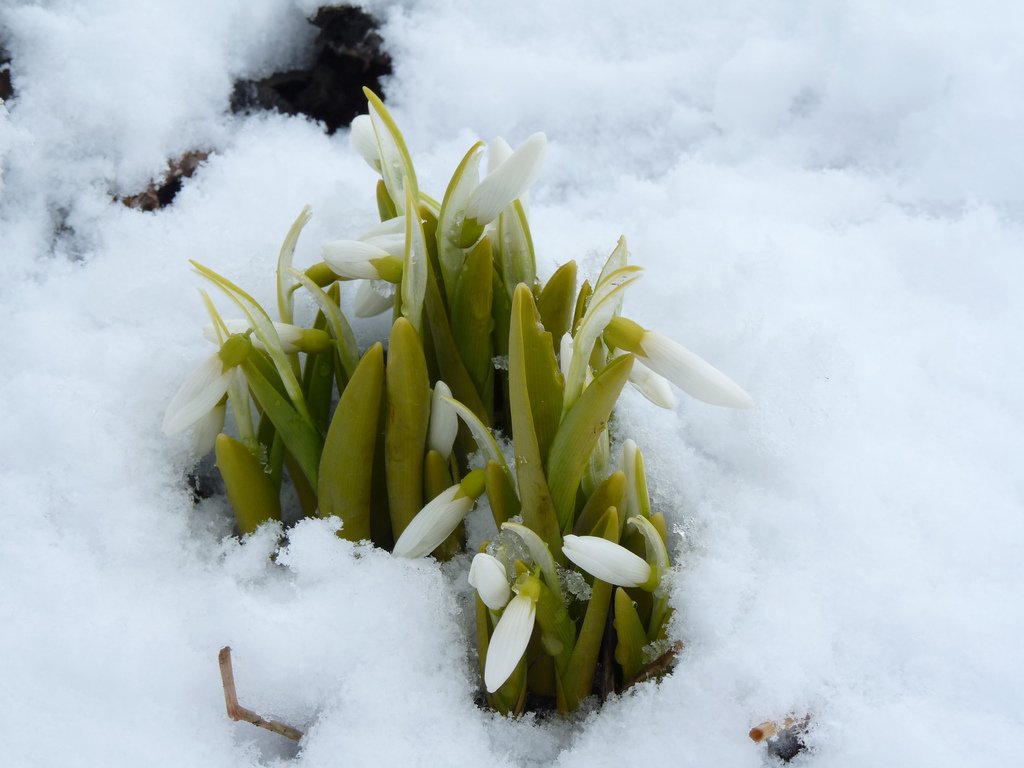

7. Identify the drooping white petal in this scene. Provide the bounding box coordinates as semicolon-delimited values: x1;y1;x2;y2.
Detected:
392;486;473;559
349;114;382;172
469;553;511;611
201;320;315;355
428;381;458;457
363;232;406;258
162;353;234;435
322;240;390;279
190;402;226;457
628;356;678;409
484;594;536;692
638;331;753;409
621;438;640;520
562;534;652;588
466;132;546;225
487;136;513;174
353;280;395;318
358;215;407;240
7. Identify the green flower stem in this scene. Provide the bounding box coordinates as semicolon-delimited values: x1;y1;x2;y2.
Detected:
423;449;451;501
535;578;575;679
215;434;282;535
385;318;430;539
573;470;626;536
508;284;563;561
301;310;336;436
602;315;646;353
452;236;495;416
290;272;359;382
276;205;312;325
547;353;634;534
613;587;647;682
536;260;577;353
304;261;340;287
565;507;619;707
284;449;318;518
318;343;385;541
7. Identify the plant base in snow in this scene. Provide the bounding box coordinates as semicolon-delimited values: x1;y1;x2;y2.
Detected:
167;89;752;716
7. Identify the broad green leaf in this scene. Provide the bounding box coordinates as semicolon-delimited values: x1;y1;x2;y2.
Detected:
536;260;577;352
215;434;281;535
451;236;494;413
613;587;647;682
548;353;634;533
240;356;323;489
318;343;385;540
385;318;430;539
508;284;563;558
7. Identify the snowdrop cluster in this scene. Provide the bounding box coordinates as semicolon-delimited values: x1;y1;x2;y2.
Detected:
164;89;751;714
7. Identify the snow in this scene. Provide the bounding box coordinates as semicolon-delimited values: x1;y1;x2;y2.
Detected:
2;0;1022;766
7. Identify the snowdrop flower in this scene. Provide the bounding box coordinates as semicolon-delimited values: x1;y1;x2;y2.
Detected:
202;319;331;354
460;133;546;242
349;114;381;172
485;577;540;692
190;402;226;457
604;316;753;409
322;239;404;282
469;553;511;610
163;333;251;436
626;356;677;409
562;534;652;588
392;471;485;559
428;381;458;457
353;280;395;317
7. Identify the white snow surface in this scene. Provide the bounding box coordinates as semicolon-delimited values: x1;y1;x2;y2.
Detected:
2;1;1022;766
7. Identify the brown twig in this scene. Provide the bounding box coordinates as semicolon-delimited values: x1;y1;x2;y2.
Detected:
218;646;304;742
623;641;684;689
749;714;811;742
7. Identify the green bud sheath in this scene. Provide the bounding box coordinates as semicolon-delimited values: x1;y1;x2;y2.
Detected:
305;261;339;288
485;459;520;527
574;471;626;536
537;260;577;353
613;587;648;683
385;318;430;539
215;434;281;535
603;315;646;353
318;343;385;541
376;179;398;221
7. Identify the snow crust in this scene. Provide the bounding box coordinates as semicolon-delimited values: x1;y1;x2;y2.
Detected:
2;0;1022;765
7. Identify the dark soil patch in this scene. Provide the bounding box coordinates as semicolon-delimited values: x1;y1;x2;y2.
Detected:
230;5;392;133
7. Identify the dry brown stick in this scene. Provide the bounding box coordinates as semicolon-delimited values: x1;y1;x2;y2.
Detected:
218;646;304;742
623;641;684;689
749;714;810;742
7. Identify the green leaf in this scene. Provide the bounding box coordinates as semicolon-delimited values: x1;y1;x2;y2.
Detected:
401;186;429;336
484;459;519;528
536;260;577;351
215;434;281;535
547;353;634;533
508;284;563;559
240;356;323;489
573;470;626;536
318;343;385;540
451;236;495;413
613;587;647;681
385;318;430;539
